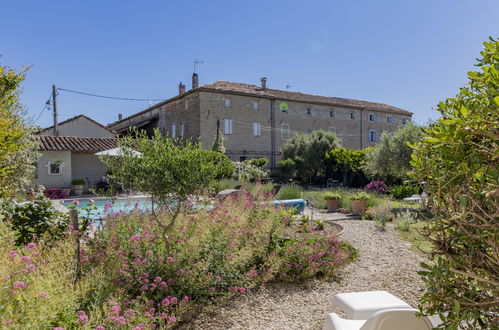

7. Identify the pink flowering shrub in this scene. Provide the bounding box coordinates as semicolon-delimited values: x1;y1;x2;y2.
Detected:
0;189;356;328
366;181;388;194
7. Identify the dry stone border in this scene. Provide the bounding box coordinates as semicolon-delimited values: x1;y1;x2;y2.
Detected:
181;219;425;330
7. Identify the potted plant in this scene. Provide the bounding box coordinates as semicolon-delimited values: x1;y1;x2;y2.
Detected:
324;191;341;212
350;191;370;214
71;179;85;196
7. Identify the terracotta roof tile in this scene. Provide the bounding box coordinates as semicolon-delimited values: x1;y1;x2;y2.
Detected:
200;81;413;115
37;135;118;152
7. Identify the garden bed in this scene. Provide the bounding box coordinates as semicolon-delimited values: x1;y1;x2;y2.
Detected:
180;220;425;329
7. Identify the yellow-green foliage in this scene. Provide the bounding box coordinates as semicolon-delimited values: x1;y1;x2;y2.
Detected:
0;65;38;197
0;221;92;327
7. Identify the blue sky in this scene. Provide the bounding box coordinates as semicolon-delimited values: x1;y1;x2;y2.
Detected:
1;0;497;128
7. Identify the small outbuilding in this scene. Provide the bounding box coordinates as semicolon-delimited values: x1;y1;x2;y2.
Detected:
36;115;118;193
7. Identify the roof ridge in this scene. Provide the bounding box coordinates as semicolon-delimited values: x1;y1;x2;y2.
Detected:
42;114;117;134
202;81;412;114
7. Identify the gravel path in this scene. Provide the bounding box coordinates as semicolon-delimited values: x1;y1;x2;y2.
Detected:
181;219;425;330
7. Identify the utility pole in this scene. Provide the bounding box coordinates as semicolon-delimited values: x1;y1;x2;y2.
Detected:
52;84;58;136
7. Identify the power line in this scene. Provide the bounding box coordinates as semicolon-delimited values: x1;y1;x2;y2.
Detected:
33;92;54;123
57;87;164;102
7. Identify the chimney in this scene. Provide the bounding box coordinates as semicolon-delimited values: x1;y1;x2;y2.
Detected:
260;77;267;89
118;113;123;121
178;82;186;95
192;73;199;89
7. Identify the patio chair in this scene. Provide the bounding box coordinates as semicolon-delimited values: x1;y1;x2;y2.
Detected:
45;188;61;199
59;189;70;199
323;308;433;330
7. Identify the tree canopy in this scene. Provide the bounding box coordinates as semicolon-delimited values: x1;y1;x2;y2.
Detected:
363;122;422;184
0;64;37;198
280;130;341;182
411;37;498;328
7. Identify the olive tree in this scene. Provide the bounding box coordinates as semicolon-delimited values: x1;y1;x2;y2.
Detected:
280;130;341;183
411;37;498;329
101;128;234;252
363;122;422;184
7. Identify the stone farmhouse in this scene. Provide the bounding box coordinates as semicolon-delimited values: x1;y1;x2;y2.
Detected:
108;76;412;167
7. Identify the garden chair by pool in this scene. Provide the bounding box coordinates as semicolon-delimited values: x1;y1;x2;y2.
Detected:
323;308;433;330
59;189;70;199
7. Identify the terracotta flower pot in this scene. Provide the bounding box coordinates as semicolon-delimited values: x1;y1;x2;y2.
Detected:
326;199;340;212
351;200;368;214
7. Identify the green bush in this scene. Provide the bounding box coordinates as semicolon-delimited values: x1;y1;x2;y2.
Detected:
276;158;296;181
1;196;68;246
71;179;85;185
323;192;341;200
390;184;421;199
233;162;268;182
249;158;268;168
350;191;370;201
395;210;417;232
276;184;303;200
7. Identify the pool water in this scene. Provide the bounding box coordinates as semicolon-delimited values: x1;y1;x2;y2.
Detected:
62;197;306;221
62;197;153;220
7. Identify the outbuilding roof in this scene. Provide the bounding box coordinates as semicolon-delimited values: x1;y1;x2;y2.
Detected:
37;135;118;153
42;114;117;134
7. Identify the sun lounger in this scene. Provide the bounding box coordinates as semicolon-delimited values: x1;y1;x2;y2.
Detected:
331;291;411;320
323;308;432;330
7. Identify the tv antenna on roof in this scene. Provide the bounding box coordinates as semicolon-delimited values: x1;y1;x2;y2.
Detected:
194;59;204;74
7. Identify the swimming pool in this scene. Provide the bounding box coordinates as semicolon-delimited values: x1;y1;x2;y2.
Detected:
62;197;306;221
62;197;153;220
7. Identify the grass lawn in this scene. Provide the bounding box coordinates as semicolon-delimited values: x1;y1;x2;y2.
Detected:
395;221;433;255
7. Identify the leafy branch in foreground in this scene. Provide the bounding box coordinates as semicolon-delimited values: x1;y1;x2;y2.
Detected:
411;37;498;329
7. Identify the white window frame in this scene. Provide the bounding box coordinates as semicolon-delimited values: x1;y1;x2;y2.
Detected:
224;119;233;135
402;117;410;124
253;122;261;136
369;113;377;122
368;130;377;143
171;124;176;138
281;124;289;140
224;98;231;108
47;160;62;176
306;108;312;115
329;110;334;118
350;112;355;120
180;123;184;137
252;101;259;111
387;115;396;124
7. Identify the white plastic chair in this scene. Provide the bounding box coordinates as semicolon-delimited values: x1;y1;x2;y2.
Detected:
323;308;433;330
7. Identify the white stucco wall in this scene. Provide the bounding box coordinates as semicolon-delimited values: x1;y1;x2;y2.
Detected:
36;151;72;189
41;116;115;138
71;153;108;192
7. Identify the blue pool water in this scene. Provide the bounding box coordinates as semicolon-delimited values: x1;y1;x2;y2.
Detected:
62;197;153;220
63;197;306;221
